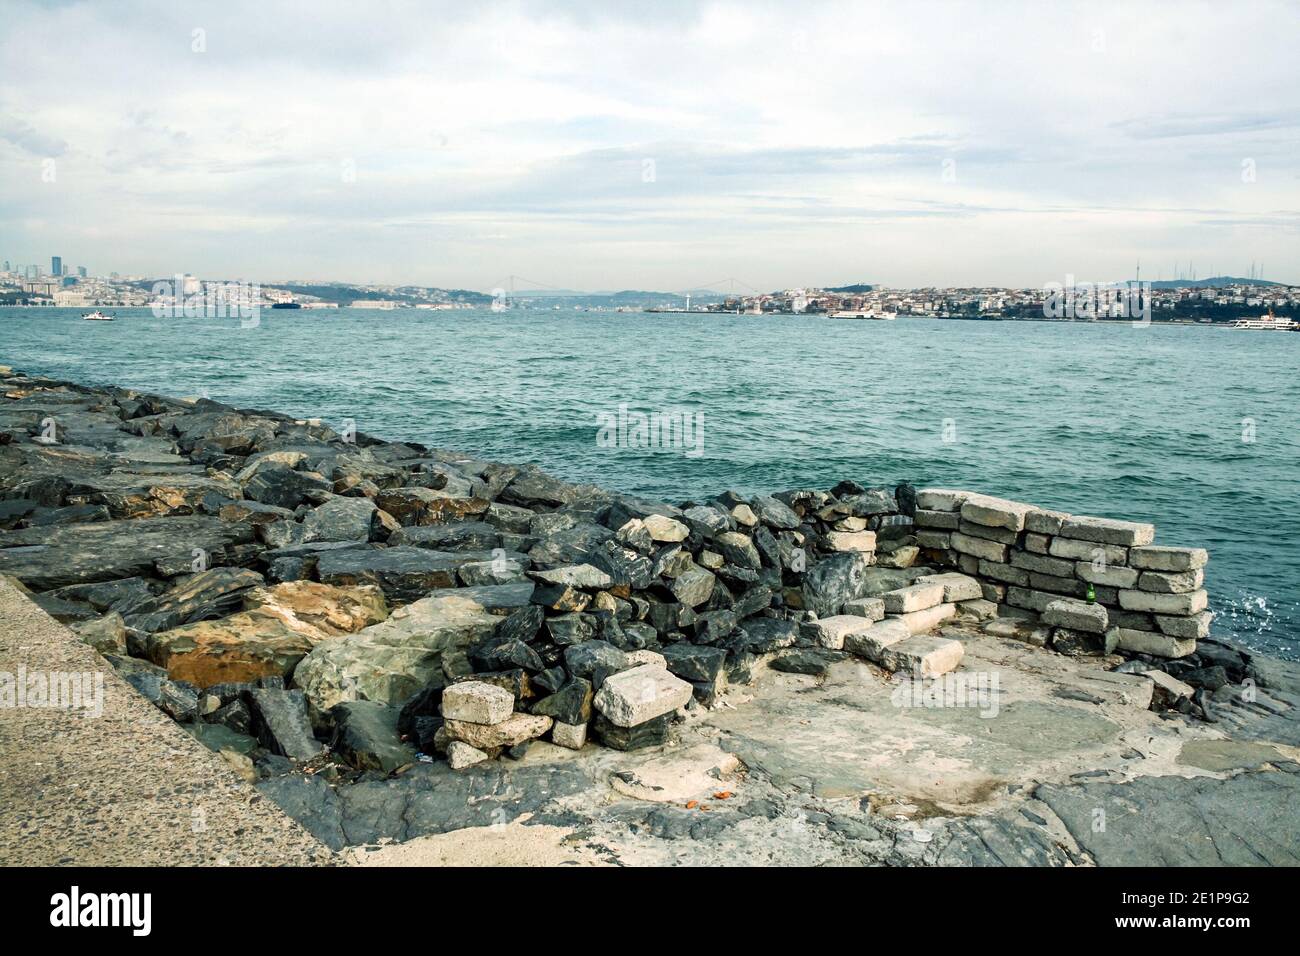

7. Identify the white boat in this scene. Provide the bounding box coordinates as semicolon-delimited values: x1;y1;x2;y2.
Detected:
1230;308;1295;330
829;310;897;320
82;310;113;321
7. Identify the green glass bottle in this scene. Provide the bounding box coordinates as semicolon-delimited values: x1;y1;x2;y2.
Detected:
1086;583;1096;603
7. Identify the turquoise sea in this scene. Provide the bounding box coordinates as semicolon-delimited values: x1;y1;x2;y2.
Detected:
2;306;1297;659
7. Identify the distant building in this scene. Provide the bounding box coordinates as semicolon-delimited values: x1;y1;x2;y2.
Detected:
77;266;87;278
51;255;62;277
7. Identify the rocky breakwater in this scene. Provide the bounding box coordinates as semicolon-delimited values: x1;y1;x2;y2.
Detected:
0;367;1231;788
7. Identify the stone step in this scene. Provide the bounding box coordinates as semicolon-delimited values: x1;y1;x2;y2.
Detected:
843;618;912;662
881;582;945;614
889;602;957;635
880;634;965;678
806;614;877;650
913;572;982;602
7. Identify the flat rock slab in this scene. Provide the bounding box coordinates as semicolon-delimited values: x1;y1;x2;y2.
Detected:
707;635;1129;805
0;577;332;865
1036;772;1300;865
0;515;255;590
1175;739;1288;773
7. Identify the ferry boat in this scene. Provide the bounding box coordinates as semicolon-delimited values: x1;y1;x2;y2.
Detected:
1229;307;1297;331
829;310;897;320
82;311;113;321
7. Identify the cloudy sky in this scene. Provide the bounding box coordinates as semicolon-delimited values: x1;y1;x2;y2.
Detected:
2;0;1298;290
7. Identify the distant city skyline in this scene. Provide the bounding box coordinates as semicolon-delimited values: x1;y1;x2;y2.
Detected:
2;1;1298;290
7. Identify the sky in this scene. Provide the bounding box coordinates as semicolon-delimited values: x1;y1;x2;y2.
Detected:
2;0;1298;291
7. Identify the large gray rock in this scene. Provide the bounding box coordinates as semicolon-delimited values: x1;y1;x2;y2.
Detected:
293;593;500;713
388;521;500;552
315;546;486;601
0;515;255;590
119;566;265;633
302;496;377;543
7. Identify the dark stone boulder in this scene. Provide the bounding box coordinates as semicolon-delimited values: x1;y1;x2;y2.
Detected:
660;644;727;682
315;546;471;601
693;609;737;644
122;670;199;722
531;677;593;724
735;616;799;652
0;515;255;590
244;463;332;510
771;649;837;676
119;566;264;633
801;552;871;617
470;637;545;673
750;495;800;530
493;604;546;644
593;712;672;751
330;700;417;774
564;640;628;679
388;521;501;552
246;688;325;761
546;612;597;646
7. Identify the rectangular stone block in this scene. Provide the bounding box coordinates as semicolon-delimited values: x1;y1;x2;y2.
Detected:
956;553;979;575
957;519;1019;545
1010;550;1075;578
807;614;875;650
957;598;997;621
882;582;945;614
1129;546;1208;572
915;489;969;512
915;509;961;530
1075;562;1139;588
1029;572;1086;597
1138;569;1204;594
1043;598;1108;633
1048;537;1128;564
978;559;1030;587
1006;587;1056;613
951;531;1008;562
959;493;1035;532
842;596;886;621
1112;609;1155;631
1115;628;1196;659
915;530;952;551
843;618;912;661
890;602;957;635
980;581;1006;603
1118;589;1208;616
441;680;514;724
1024;509;1069;535
1023;532;1051;554
914;572;983;602
550;720;588;750
825;530;877;553
880;634;964;677
1155;609;1213;639
592;665;693;727
1058;515;1155;546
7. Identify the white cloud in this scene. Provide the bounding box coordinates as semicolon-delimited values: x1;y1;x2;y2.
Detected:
1;0;1297;288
